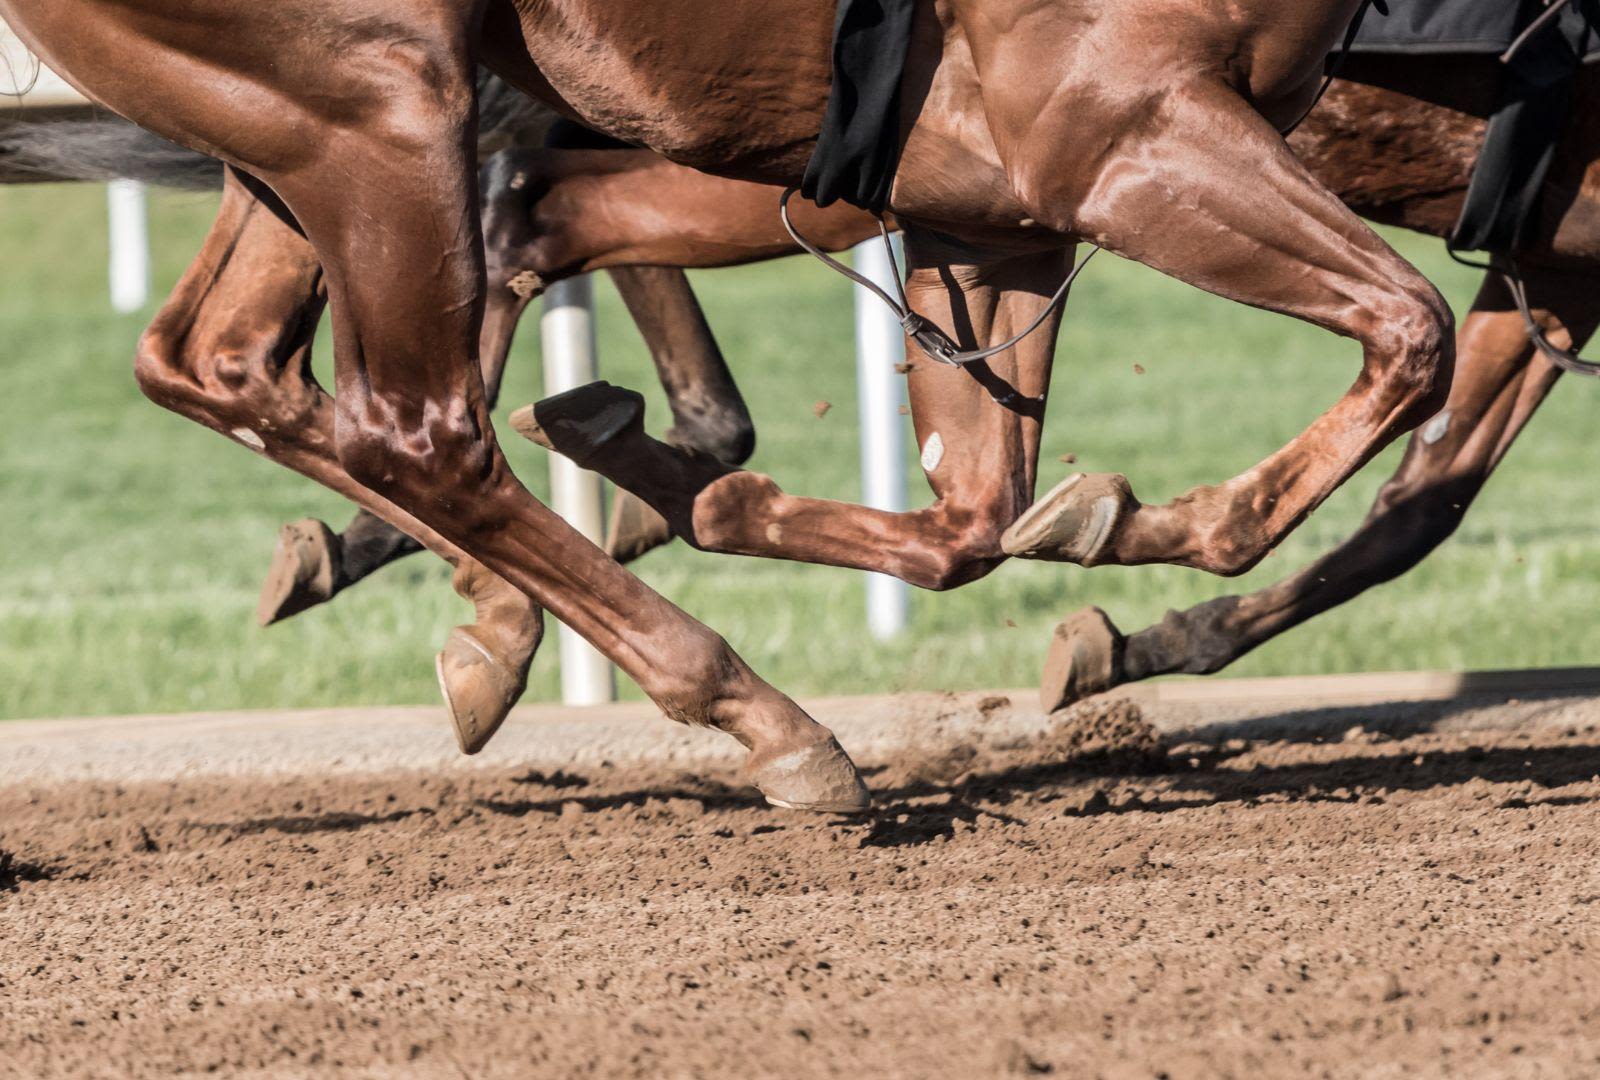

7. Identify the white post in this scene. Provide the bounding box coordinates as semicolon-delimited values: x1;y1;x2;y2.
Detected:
107;179;150;314
540;276;618;705
853;237;910;640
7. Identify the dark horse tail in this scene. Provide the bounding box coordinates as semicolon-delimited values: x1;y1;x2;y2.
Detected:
0;72;556;190
0;117;223;188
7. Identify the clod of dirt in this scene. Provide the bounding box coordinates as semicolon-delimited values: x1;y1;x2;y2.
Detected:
879;743;980;791
1034;698;1164;769
1059;453;1077;465
813;400;832;418
977;695;1011;716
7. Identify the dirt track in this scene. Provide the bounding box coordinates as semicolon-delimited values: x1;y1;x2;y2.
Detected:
5;686;1600;1078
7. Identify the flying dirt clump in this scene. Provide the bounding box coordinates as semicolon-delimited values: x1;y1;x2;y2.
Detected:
1032;697;1165;769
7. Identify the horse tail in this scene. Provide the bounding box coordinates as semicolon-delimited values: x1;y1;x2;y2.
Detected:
0;116;223;189
0;74;560;191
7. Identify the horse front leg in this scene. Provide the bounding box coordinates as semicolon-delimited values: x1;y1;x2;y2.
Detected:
997;77;1455;577
255;77;865;811
511;237;1070;591
1041;268;1596;709
139;170;541;753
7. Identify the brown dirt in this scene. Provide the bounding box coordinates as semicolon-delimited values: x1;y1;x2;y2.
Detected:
5;702;1600;1078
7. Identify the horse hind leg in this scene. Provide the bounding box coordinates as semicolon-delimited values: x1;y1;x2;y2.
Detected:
602;265;756;563
511;238;1070;591
999;76;1454;578
252;70;863;810
143;169;542;754
1042;268;1597;711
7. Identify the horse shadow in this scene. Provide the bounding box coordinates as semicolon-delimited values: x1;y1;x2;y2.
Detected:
856;702;1600;849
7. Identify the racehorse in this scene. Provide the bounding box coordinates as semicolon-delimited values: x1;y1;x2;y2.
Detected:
0;0;1456;811
0;96;776;758
418;60;1600;714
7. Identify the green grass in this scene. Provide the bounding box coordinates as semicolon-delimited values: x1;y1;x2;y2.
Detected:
1;181;1595;720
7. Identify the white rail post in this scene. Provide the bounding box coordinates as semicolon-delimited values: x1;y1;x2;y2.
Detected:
853;237;910;640
540;275;618;704
107;179;151;314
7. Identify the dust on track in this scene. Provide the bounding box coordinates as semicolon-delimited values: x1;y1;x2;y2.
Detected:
4;697;1600;1079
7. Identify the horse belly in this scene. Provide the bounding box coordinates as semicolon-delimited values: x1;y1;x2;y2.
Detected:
504;0;834;180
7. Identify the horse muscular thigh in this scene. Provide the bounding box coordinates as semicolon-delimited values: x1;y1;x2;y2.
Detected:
136;188;327;438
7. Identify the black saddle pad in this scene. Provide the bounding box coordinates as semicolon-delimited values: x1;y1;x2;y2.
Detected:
1351;0;1600;59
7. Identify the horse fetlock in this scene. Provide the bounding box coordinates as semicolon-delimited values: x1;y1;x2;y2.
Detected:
687;472;785;552
450;559;542;666
666;413;756;467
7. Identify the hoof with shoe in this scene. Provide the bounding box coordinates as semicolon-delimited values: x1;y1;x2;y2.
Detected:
435;626;530;755
257;519;342;626
509;381;644;466
605;490;674;564
1001;472;1136;566
1040;606;1127;713
742;736;872;814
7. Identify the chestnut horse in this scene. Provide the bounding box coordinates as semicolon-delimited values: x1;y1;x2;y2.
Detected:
0;0;1454;810
505;63;1600;711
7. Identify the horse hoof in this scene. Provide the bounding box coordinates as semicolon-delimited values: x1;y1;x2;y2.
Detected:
1001;472;1133;566
743;736;871;814
256;519;341;626
1040;606;1127;713
605;490;674;563
509;381;644;465
435;627;529;755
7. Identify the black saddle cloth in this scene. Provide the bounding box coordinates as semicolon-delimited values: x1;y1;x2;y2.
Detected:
1351;0;1599;255
1350;0;1600;59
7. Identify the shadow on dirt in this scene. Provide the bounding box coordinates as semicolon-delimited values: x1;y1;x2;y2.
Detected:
854;737;1600;848
0;849;60;893
477;780;767;819
191;807;437;838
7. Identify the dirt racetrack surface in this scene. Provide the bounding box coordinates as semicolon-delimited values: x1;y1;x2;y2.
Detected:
5;686;1600;1078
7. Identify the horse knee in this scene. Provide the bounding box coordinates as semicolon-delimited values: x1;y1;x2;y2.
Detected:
668;412;756;466
638;629;749;728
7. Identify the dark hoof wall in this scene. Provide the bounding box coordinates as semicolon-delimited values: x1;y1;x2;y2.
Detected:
1001;473;1132;566
257;519;341;627
744;737;871;814
509;381;644;465
1040;606;1127;713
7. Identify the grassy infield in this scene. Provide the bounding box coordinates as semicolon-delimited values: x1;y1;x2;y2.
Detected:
1;182;1595;720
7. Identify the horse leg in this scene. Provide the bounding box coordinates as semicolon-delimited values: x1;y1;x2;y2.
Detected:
512;237;1069;591
1042;268;1596;709
996;77;1455;576
141;170;541;753
262;154;799;606
256;192;542;624
482;147;877;283
235;67;863;810
602;265;755;561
